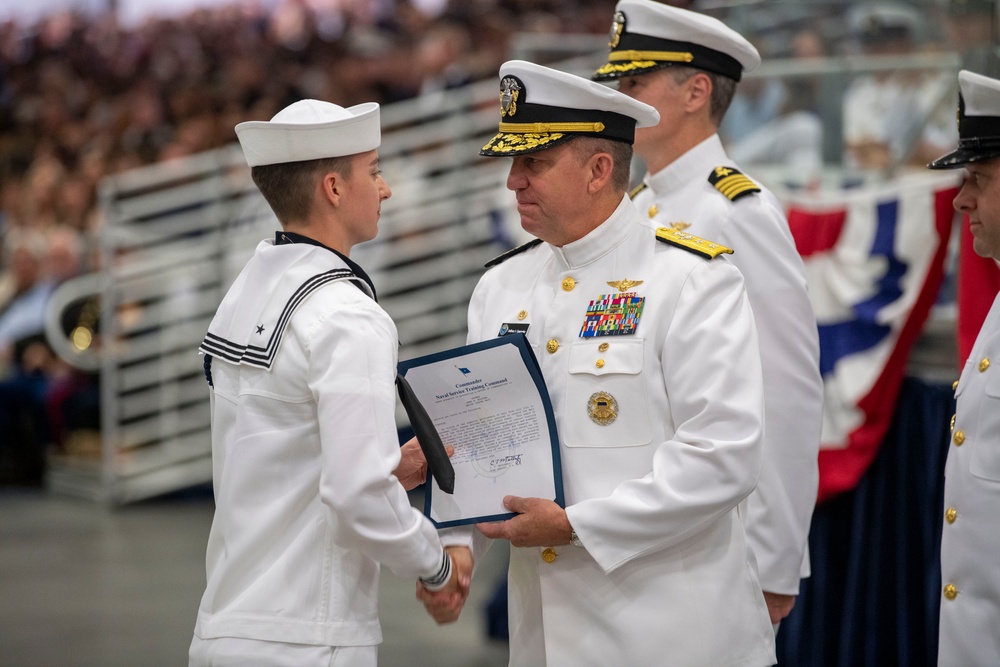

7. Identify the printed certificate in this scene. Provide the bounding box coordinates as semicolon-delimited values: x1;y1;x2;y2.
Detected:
398;335;563;528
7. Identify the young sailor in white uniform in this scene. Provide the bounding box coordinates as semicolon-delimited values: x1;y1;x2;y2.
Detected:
189;99;470;667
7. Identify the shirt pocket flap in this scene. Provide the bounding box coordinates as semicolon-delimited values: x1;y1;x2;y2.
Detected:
568;338;644;376
986;370;1000;398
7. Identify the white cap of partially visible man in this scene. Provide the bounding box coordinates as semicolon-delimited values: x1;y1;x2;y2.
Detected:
929;70;1000;170
480;59;659;157
591;0;760;83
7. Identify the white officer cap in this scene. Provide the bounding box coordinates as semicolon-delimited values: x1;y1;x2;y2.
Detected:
847;3;920;46
235;100;381;167
929;70;1000;169
592;0;760;83
480;60;659;157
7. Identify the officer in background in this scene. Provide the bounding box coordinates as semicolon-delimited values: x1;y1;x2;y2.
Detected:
423;59;775;666
190;100;469;667
928;69;1000;667
841;3;956;171
592;0;823;627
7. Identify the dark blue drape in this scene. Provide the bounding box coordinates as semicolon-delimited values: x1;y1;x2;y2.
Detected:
776;376;954;666
484;376;956;666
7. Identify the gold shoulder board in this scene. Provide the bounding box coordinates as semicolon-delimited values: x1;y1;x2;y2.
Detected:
484;238;543;268
655;227;733;259
708;166;760;201
628;182;648;200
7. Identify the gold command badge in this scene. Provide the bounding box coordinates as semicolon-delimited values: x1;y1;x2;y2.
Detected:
588;391;619;426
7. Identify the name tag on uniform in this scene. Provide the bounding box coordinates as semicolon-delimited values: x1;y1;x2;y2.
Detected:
498;322;530;336
579;292;644;337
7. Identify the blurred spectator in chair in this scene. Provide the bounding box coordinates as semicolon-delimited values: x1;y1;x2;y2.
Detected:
0;230;54;374
939;0;999;77
843;2;957;172
0;229;60;484
724;28;827;187
417;20;473;96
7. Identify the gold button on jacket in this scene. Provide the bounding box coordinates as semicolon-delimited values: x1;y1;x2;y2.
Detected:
561;277;575;292
980;357;991;372
546;339;559;354
954;430;966;446
945;508;957;524
541;548;557;563
943;584;958;600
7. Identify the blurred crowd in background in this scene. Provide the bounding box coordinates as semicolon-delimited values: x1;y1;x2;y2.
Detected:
0;0;995;481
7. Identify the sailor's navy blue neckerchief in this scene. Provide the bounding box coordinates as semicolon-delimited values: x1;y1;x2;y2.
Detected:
275;231;378;301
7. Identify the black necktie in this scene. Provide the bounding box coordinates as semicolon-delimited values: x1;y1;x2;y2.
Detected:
395;374;455;494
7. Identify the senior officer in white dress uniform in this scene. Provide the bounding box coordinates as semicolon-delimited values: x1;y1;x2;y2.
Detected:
424;60;775;667
189;100;470;667
592;0;824;627
928;70;1000;667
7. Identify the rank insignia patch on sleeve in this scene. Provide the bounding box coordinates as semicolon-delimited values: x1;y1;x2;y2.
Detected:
655;227;733;259
708;166;760;201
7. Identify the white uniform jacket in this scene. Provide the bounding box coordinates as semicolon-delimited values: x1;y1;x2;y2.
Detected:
193;238;445;648
633;134;823;595
939;293;1000;667
468;197;775;667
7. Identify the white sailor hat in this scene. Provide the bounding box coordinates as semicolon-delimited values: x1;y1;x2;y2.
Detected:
929;70;1000;169
480;60;659;157
592;0;760;82
235;100;380;167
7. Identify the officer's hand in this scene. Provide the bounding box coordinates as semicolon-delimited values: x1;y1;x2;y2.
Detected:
394;437;454;491
763;591;796;624
476;496;572;548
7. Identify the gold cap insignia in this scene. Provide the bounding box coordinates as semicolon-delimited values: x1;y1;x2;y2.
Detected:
607;279;643;292
588;391;619;426
608;11;625;49
669;221;691;231
500;77;521;118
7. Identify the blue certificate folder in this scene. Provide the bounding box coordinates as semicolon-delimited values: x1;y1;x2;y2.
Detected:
398;334;563;529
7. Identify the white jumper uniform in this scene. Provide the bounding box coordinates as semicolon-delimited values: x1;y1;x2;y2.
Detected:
468;196;775;666
633;134;824;596
192;238;446;658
